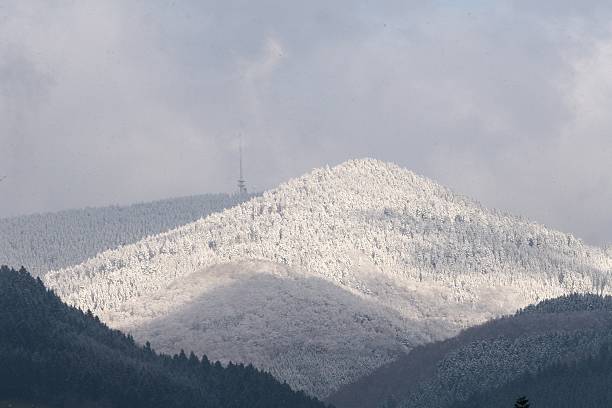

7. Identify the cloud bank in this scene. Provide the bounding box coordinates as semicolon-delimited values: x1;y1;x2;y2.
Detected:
1;1;611;245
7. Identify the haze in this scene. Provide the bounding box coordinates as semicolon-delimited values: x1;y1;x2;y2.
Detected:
1;1;611;245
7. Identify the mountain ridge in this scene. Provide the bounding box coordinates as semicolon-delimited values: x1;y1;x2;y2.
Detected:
46;159;611;309
329;294;612;407
43;158;612;397
0;265;327;408
0;193;256;276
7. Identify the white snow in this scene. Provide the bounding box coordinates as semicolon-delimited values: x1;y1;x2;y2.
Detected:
43;158;612;397
0;193;253;276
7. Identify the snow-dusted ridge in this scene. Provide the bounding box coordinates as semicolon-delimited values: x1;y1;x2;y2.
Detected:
44;158;612;397
0;193;254;276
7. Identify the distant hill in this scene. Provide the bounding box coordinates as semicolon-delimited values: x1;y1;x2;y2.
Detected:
328;293;612;408
451;338;612;408
44;159;612;397
0;193;256;276
0;266;327;408
447;294;612;408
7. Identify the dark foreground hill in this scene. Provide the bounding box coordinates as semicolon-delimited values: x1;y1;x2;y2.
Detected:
328;293;612;408
0;266;328;408
449;294;612;408
451;339;612;408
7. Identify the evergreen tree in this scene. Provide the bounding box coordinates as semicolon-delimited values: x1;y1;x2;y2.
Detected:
0;266;329;408
514;396;530;408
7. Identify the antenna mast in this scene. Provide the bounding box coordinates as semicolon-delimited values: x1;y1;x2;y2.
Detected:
237;139;247;195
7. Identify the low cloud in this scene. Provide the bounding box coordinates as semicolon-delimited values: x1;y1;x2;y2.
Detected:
1;1;611;245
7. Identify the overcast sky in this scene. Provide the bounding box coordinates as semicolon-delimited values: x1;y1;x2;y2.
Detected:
1;1;612;245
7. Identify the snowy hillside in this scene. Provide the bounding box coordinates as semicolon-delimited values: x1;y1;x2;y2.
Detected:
0;193;255;276
44;159;612;397
329;294;612;408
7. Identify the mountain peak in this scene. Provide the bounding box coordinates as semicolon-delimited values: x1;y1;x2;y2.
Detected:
44;158;612;398
262;158;474;225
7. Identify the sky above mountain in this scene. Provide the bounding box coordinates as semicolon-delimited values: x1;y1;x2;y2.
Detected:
1;1;612;245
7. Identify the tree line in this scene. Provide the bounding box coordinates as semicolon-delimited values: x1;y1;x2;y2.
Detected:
0;266;328;408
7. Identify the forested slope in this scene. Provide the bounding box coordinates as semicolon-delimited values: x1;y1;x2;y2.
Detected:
44;159;612;397
329;294;612;408
451;340;612;408
0;193;255;276
0;266;326;408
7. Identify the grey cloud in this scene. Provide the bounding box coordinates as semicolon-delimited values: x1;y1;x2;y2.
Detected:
1;0;612;245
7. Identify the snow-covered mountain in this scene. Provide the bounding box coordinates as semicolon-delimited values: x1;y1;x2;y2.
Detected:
43;159;612;398
329;294;612;408
0;193;255;276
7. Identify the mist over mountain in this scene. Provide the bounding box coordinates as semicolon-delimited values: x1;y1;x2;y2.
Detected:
43;159;612;397
5;1;612;406
0;193;255;276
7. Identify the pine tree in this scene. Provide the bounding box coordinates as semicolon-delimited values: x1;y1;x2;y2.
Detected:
514;396;530;408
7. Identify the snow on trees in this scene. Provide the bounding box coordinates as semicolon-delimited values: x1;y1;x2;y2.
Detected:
40;159;612;398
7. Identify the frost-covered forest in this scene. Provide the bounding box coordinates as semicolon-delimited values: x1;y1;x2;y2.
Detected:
0;193;255;276
0;266;326;408
43;159;612;397
451;340;612;408
330;294;612;408
399;330;612;408
128;260;431;398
